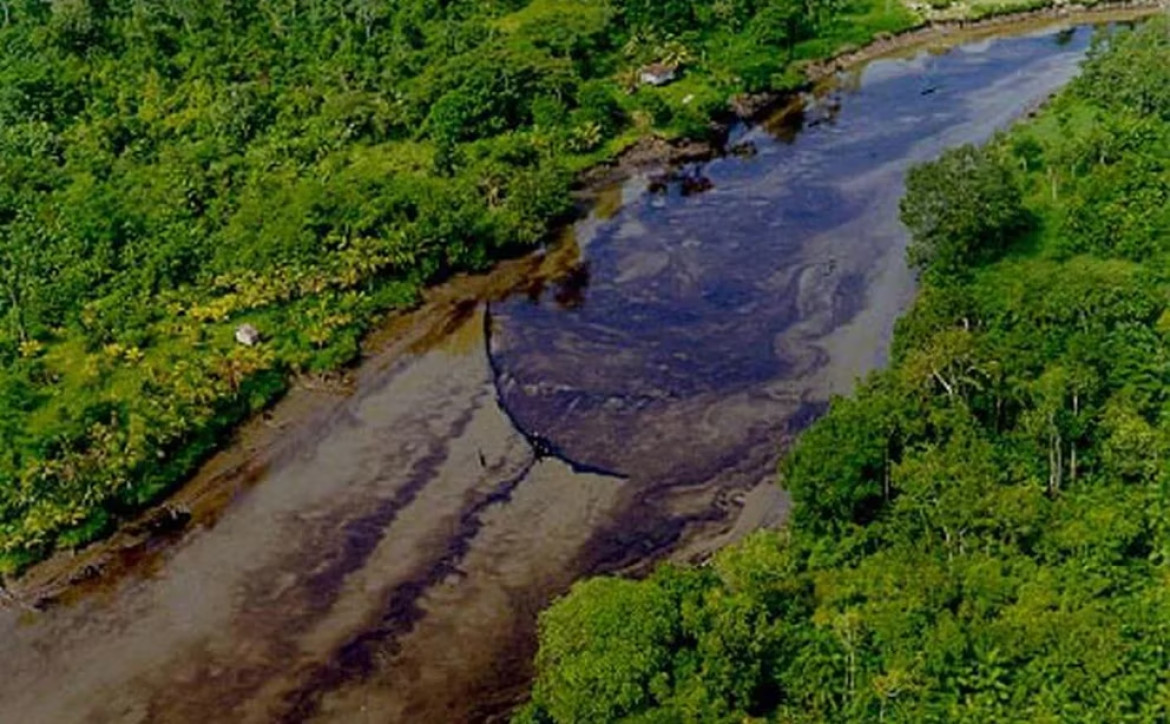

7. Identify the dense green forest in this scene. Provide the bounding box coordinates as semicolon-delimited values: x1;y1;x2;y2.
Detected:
521;16;1170;723
0;0;919;570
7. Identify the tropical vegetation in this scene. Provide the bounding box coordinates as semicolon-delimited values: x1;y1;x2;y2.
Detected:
0;0;921;571
521;16;1170;722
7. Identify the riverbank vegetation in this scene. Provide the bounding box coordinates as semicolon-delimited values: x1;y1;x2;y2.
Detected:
522;16;1170;722
0;0;924;571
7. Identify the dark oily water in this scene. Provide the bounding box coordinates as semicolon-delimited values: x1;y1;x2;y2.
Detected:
491;24;1099;562
0;24;1105;724
495;26;1095;481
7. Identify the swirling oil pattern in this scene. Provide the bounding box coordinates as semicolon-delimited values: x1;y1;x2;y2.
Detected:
0;19;1131;724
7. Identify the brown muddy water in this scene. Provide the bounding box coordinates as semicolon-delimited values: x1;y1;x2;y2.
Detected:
0;20;1131;724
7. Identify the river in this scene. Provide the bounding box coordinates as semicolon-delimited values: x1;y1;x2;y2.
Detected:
0;16;1138;724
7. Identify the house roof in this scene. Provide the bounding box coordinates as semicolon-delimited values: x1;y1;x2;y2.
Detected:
640;62;677;76
235;323;261;343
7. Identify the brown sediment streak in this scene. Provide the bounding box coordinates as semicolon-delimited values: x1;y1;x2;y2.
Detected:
8;295;483;613
273;307;628;722
306;399;489;610
6;0;1159;621
0;22;1136;724
22;452;278;610
128;376;499;723
265;385;491;629
274;450;539;722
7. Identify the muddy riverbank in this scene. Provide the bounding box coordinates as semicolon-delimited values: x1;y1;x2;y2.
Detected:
0;16;1151;724
576;2;1162;193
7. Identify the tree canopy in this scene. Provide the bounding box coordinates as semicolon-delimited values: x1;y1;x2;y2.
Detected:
523;17;1170;723
0;0;918;569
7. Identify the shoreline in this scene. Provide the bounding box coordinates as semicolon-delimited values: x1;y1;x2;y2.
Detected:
4;0;1162;610
4;246;582;608
577;0;1163;193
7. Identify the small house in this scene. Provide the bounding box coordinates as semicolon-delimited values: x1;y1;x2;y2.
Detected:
638;63;678;87
235;323;262;347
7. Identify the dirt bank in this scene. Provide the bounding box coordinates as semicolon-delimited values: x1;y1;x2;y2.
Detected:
8;0;1158;632
0;12;1153;724
577;0;1162;195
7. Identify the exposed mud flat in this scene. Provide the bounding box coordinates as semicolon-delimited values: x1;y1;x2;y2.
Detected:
0;19;1132;724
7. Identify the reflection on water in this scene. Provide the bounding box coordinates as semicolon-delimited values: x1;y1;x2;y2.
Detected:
0;19;1136;724
490;25;1099;494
